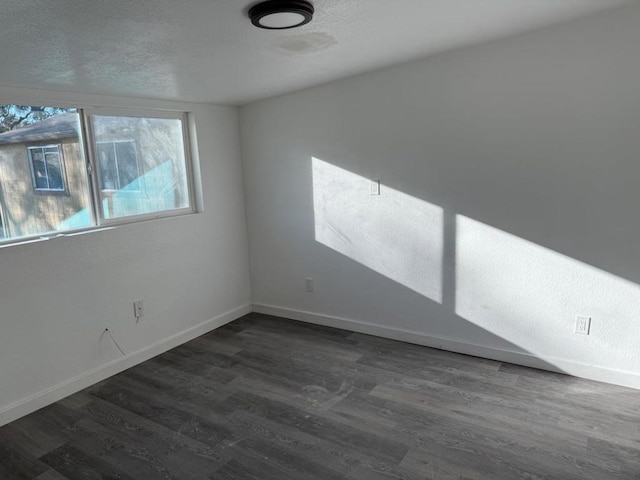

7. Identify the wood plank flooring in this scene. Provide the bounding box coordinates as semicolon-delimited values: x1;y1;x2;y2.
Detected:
1;312;639;479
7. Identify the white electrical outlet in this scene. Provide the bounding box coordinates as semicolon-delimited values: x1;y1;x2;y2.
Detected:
305;278;314;293
575;315;591;335
369;179;381;195
134;300;144;319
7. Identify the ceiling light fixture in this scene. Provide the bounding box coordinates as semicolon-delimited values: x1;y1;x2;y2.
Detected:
249;0;314;30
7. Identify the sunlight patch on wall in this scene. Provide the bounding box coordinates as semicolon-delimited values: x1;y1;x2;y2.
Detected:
456;215;640;363
312;157;443;302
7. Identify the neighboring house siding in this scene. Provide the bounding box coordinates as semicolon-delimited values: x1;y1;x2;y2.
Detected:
0;139;91;238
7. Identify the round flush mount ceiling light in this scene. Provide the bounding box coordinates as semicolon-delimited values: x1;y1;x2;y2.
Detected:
249;0;314;30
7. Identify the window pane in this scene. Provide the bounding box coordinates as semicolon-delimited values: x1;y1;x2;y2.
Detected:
30;149;49;189
97;142;118;190
45;150;64;190
0;105;94;241
115;141;139;188
91;115;190;220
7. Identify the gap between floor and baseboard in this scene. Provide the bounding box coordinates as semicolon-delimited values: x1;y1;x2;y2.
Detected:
252;303;640;391
0;303;252;428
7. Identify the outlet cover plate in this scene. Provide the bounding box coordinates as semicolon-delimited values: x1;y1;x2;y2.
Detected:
305;278;314;293
134;300;144;319
575;315;591;335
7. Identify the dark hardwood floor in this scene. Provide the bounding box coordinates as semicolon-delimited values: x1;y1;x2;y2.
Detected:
1;313;639;479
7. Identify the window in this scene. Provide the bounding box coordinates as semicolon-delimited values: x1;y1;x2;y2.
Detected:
28;145;66;191
0;104;194;244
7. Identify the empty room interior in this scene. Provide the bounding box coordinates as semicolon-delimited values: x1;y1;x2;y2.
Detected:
1;0;640;478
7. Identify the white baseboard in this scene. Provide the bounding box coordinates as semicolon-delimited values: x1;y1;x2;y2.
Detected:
4;300;638;428
0;303;252;427
253;303;640;391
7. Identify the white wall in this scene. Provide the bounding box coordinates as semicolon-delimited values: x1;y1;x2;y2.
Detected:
0;86;252;425
240;3;640;388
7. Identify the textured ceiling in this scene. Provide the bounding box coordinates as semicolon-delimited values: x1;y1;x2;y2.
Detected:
0;0;630;105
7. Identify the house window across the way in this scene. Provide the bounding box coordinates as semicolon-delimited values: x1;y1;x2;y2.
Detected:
96;140;140;192
28;145;65;191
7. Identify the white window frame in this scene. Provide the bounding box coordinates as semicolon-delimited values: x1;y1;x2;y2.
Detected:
0;206;5;239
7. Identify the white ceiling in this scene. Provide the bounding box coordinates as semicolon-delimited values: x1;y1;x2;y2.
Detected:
0;0;630;105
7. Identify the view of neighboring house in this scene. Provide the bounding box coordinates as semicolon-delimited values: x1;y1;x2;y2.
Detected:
0;113;91;239
0;112;188;240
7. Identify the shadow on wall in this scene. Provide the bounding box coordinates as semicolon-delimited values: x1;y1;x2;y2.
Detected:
312;157;640;377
